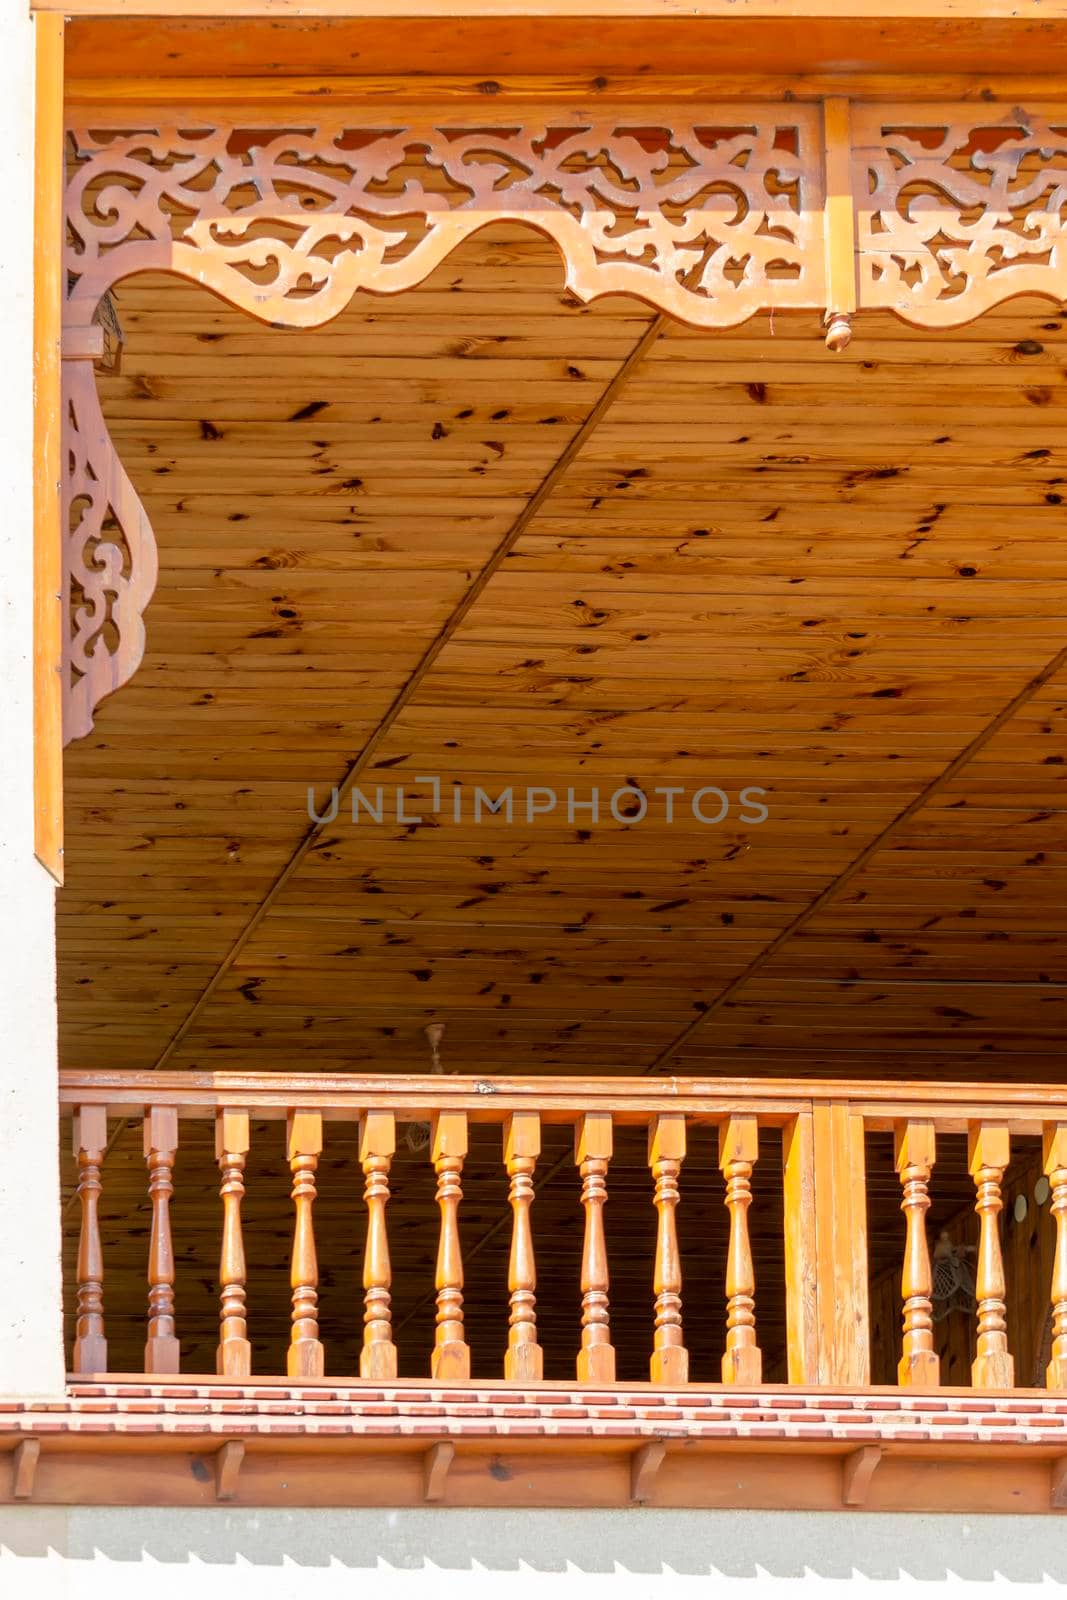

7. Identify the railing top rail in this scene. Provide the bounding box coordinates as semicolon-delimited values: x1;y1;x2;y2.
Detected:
58;1069;1067;1132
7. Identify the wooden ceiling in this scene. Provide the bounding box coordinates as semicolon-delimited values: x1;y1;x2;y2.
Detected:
59;224;1067;1084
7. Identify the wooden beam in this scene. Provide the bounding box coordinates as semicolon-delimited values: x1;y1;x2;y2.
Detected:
64;72;1067;110
1;1428;1065;1514
35;2;1067;18
32;11;63;882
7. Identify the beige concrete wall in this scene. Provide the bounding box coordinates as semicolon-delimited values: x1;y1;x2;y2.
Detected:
0;0;65;1397
1;1507;1066;1598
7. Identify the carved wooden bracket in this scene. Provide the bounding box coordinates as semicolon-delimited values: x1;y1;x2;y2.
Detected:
62;308;156;745
59;103;1067;739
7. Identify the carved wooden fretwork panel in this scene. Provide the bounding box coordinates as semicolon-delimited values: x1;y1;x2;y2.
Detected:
65;113;826;328
853;105;1067;325
60;110;825;740
63;359;157;744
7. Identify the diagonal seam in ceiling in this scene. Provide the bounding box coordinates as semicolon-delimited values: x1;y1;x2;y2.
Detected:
640;638;1067;1075
64;300;679;1207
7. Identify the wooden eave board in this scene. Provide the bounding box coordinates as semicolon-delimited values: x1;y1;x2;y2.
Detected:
61;10;1067;83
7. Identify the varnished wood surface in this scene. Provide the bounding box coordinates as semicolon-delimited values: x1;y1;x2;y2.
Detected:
33;13;63;881
6;1431;1067;1515
59;229;1067;1085
62;1114;793;1382
8;1381;1067;1512
60;1075;1055;1390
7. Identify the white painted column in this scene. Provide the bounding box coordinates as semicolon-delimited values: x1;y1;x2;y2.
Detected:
0;0;65;1396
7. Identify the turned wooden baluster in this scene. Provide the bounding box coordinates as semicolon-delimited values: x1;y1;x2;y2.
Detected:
431;1111;470;1379
216;1108;251;1377
720;1115;762;1385
144;1105;180;1374
287;1110;325;1378
360;1110;398;1380
504;1111;543;1381
72;1106;108;1374
575;1111;615;1383
968;1122;1014;1389
649;1113;688;1384
1044;1125;1067;1390
895;1119;938;1388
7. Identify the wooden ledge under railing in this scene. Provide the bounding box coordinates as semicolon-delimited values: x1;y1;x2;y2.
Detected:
4;1379;1067;1513
59;1069;1067;1407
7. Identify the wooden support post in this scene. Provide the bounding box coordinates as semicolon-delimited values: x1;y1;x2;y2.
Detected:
32;12;64;879
630;1440;666;1505
143;1106;180;1375
1044;1125;1067;1392
782;1110;819;1385
215;1109;251;1378
214;1439;245;1503
360;1110;398;1380
719;1115;762;1386
969;1122;1014;1391
811;1103;869;1385
648;1113;687;1385
431;1111;470;1380
842;1445;882;1507
504;1111;543;1382
287;1110;325;1379
895;1119;939;1388
423;1440;454;1503
72;1105;108;1375
576;1111;615;1384
822;96;857;352
11;1439;41;1501
1051;1455;1067;1511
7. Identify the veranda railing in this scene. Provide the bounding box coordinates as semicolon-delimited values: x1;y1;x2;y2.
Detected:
60;1071;1067;1393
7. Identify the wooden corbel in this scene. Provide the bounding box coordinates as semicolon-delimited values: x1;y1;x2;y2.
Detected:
841;1444;883;1507
630;1439;667;1504
60;288;156;744
11;1438;41;1501
215;1439;245;1502
422;1440;455;1503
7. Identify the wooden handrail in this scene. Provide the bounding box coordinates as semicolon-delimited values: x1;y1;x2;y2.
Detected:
57;1069;1067;1131
61;1070;1067;1395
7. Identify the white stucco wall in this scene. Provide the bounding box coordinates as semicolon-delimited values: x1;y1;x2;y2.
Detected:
0;0;65;1397
2;1508;1067;1598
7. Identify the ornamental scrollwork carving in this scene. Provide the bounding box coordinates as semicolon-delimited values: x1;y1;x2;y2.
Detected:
60;110;824;739
63;358;157;743
65;114;825;328
853;106;1067;325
